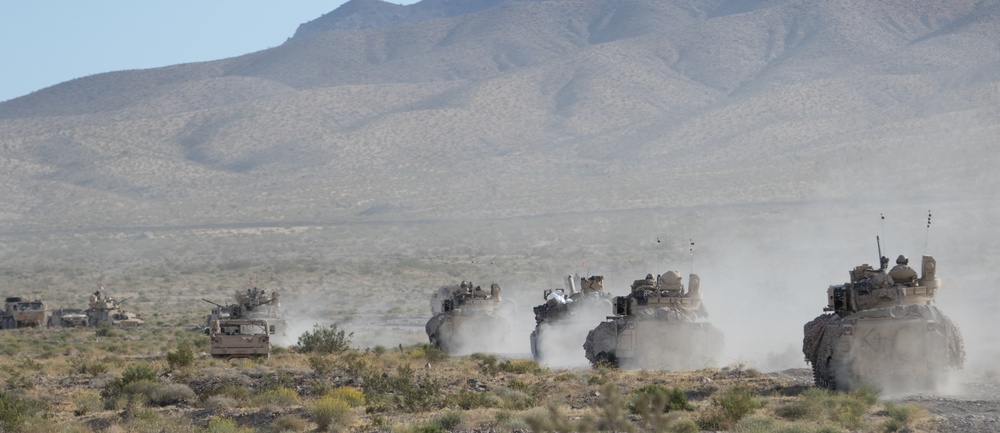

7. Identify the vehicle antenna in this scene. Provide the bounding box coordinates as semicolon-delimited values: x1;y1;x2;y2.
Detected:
655;236;661;274
689;239;696;275
924;210;932;254
880;213;887;256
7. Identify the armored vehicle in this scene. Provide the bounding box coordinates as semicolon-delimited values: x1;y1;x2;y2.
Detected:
204;287;288;345
803;254;964;392
530;275;614;366
0;297;50;329
208;318;270;360
584;271;723;370
49;308;88;327
87;290;143;327
425;281;509;354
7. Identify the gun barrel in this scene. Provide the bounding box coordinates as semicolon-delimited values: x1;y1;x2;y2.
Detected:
202;299;225;308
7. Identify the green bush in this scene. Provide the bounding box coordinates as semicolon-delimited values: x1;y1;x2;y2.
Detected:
630;384;694;414
166;344;195;370
102;363;160;409
149;383;198;406
250;387;300;408
310;396;352;432
326;387;365;407
697;385;764;431
204;417;253;433
0;390;32;433
297;324;352;354
272;414;309;432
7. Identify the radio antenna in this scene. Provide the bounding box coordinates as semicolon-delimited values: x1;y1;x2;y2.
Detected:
879;213;887;256
688;239;696;274
924;210;932;254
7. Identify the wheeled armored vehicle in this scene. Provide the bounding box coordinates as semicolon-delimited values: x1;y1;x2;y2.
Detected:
803;254;964;392
0;297;50;329
584;271;723;369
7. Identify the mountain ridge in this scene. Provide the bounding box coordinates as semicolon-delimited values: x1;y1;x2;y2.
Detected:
0;0;997;233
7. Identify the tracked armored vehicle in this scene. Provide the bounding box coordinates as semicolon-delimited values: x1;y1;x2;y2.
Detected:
803;254;964;392
0;297;50;329
204;287;288;345
425;281;509;355
530;275;613;366
208;318;270;360
584;271;723;370
87;290;143;327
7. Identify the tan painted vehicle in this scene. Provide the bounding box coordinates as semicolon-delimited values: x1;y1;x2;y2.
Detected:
208;318;270;360
803;253;965;392
584;271;723;370
204;287;288;345
48;308;89;327
87;290;143;327
0;297;50;329
530;275;614;365
425;281;509;354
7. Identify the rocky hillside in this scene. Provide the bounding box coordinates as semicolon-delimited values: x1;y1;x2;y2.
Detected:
0;0;997;233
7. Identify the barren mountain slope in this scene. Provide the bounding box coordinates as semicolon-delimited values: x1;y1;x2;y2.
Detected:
0;0;997;231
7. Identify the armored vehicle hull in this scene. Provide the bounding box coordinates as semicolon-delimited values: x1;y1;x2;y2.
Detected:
583;272;723;370
1;297;50;329
802;254;964;392
426;281;509;355
209;318;270;360
585;310;723;370
530;275;613;366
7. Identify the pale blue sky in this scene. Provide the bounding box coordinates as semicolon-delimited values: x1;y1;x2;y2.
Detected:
0;1;418;102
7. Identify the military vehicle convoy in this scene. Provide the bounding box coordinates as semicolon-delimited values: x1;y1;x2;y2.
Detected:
425;281;509;354
0;297;50;329
530;275;614;365
204;287;288;345
584;271;723;370
208;318;271;360
803;253;965;392
87;290;144;327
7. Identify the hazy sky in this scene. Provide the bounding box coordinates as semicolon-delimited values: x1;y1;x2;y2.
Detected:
0;1;418;102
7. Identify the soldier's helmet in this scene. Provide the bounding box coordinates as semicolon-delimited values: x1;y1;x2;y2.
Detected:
896;255;908;265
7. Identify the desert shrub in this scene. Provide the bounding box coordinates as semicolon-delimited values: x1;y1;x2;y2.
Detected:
101;363;161;408
251;387;300;408
204;417;252;433
310;396;352;432
203;395;238;411
326;387;365;407
150;383;196;406
881;401;919;432
271;414;309;432
73;390;103;416
775;386;876;429
75;360;109;376
446;390;502;410
297;324;352;354
411;343;447;363
630;384;694;414
205;381;252;403
362;364;442;413
166;344;195;370
697;385;764;430
471;353;500;376
431;410;463;430
95;323;121;338
309;354;337;375
498;359;544;375
0;390;33;432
